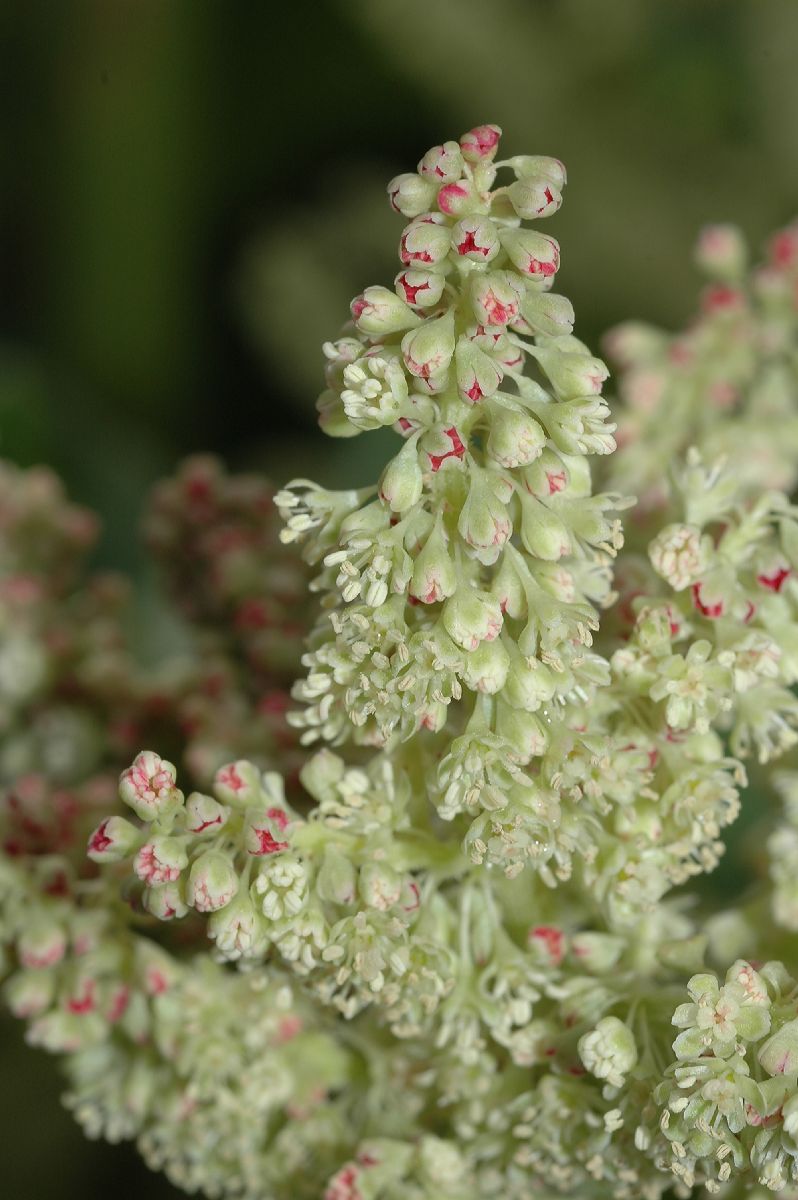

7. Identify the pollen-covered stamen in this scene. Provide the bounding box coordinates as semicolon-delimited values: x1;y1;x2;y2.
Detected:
428;427;466;472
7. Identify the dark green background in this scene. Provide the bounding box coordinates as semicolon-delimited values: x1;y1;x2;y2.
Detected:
1;1;797;1194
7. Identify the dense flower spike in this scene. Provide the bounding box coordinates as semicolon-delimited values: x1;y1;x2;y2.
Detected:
5;134;798;1200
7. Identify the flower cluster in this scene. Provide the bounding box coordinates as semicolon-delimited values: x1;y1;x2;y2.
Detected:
5;130;798;1200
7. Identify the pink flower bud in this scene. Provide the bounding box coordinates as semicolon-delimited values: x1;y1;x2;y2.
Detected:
507;176;562;220
442;590;503;651
518;493;572;560
410;520;457;604
505;655;556;711
420;424;467;473
519;292;575;338
496;705;549;760
437;179;477;217
86;815;141;863
529;925;565;966
401;311;456;380
394;269;445;308
759;1019;798;1076
133;837;188;885
769;223;798;270
399;216;451;267
470;271;524;328
185;791;229;836
17;919;67;969
187;851;239;913
500;228;560;278
144;880;189;921
462;638;510;694
351;285;422;336
487;406;546;468
387;172;437;217
214;760;261;806
359;861;402;910
378;435;424;513
460;123;501;163
119;751;182;822
535;348;608;399
450;215;500;262
457;472;512;563
244;807;290;856
508;155;567;188
695;224;747;279
5;969;56;1018
455;337;503;403
417;140;463;183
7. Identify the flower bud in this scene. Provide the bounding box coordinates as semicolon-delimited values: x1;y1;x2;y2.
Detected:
399;216;451;267
243;804;290;857
500;228;560;279
460;124;501;163
359;861;402;911
133;837;188;885
420;425;468;473
351;286;421;336
185;791;229;837
387;172;437;217
410;520;457;604
299;749;345;800
457;472;512;564
490;556;526;619
519;292;575;338
401;311;456;381
649;524;707;591
495;705;548;759
535;348;609;399
570;932;625;972
119;751;182;822
214;760;261;807
17;918;66;969
437;179;478;218
316;847;358;906
759;1019;798;1076
518;493;572;560
4;968;56;1018
451;216;500;262
87;815;141;863
486;405;546;468
461;638;510;694
418;141;463;183
505;654;556;711
442;590;503;651
187;851;239;913
394;269;446;309
455;338;503;403
378;436;424;513
508;155;567;188
521;449;571;498
578;1016;637;1087
208;892;269;961
470;271;524;328
143;880;189;921
695;224;747;280
507;176;562;219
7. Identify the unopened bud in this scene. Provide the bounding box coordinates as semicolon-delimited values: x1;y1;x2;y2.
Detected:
359;861;402;911
17;918;67;969
462;638;510;694
119;751;182;822
410;519;457;604
518;493;572;560
87;815;141;863
379;435;424;513
495;705;548;760
387;172;437;217
455;338;503;403
450;216;500;262
401;311;456;381
187;851;239;913
500;228;560;279
133;836;188;885
143;880;188;921
214;760;261;807
442;590;503;651
520;292;575;338
185;791;229;837
437;179;478;218
508;155;567;188
5;969;56;1018
470;271;524;328
352;286;421;336
460;124;501;163
394;269;446;309
695;224;747;280
507;176;562;220
399;216;451;267
759;1019;798;1076
649;524;707;592
487;405;546;468
505;654;556;711
457;472;512;563
418;140;463;184
244;806;290;857
535;348;608;399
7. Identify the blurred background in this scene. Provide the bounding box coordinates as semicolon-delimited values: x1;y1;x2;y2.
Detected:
1;0;797;1194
